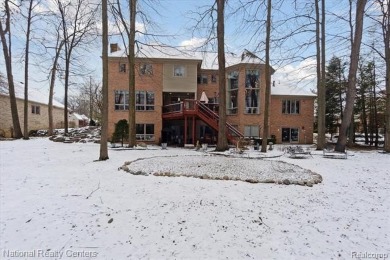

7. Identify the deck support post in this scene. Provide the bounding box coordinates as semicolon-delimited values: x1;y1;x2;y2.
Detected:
184;116;187;145
192;116;196;145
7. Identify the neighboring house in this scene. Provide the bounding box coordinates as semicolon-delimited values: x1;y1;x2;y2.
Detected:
108;44;315;145
68;113;89;128
0;82;65;138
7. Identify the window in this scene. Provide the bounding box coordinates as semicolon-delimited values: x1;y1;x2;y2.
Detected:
282;128;299;142
140;63;153;75
136;91;155;111
227;71;239;115
114;90;129;110
245;70;260;114
31;105;40;115
119;63;126;73
211;74;217;83
173;65;186;77
244;125;259;138
136;124;155;141
282;100;300;114
197;74;208;84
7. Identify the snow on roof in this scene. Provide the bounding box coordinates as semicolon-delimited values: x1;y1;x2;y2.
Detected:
70;113;84;120
109;45;265;70
81;114;89;120
109;45;313;97
0;81;65;108
271;85;316;97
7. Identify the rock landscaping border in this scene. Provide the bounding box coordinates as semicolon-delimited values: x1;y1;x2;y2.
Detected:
119;155;322;187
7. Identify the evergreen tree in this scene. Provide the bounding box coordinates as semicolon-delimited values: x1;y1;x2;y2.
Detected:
111;119;129;147
356;61;372;144
325;56;346;138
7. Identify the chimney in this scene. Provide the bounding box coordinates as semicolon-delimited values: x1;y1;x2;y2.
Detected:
110;43;118;53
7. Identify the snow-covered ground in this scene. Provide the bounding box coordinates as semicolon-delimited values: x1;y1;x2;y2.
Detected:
0;138;389;259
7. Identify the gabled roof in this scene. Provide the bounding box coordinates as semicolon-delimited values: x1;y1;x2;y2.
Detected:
70;113;89;121
0;81;65;109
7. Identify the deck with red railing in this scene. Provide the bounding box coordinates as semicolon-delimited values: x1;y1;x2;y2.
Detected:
162;100;243;144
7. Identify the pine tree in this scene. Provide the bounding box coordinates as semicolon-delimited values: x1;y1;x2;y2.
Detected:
325;57;346;138
112;119;129;147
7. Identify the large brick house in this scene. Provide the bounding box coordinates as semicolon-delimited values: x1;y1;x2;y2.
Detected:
108;44;315;145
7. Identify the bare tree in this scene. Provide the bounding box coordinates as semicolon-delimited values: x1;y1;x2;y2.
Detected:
314;0;326;149
370;0;390;152
68;78;101;120
21;0;40;140
0;0;23;138
215;0;228;151
128;0;137;148
57;0;97;134
335;0;368;152
261;0;272;153
99;0;109;160
48;29;64;136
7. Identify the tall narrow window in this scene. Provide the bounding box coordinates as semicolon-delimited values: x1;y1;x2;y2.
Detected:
227;71;239;115
119;63;126;73
114;90;129;110
211;74;217;83
245;70;260;114
136;91;155;111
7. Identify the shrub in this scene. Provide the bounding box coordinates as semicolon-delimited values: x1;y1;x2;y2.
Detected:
111;119;129;146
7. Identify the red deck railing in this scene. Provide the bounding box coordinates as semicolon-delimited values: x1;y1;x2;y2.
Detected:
162;100;243;143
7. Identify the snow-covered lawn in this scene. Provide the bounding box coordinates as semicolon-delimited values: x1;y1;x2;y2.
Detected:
0;138;389;259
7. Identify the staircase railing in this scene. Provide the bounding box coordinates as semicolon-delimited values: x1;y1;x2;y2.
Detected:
196;101;244;142
162;100;244;144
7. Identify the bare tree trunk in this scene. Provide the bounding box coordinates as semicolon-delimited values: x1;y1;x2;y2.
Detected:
316;0;325;149
261;0;272;153
128;0;136;148
216;0;228;151
318;0;326;149
335;0;367;152
99;0;109;160
0;0;23;139
48;39;64;136
23;0;34;140
372;62;378;147
57;0;96;134
382;1;390;152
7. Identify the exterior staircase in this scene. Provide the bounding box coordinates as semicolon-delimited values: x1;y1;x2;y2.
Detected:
162;100;244;144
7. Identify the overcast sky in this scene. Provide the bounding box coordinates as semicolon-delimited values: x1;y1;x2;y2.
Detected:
1;0;386;101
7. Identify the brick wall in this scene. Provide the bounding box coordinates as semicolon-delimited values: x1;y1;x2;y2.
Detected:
269;95;315;144
0;95;64;137
108;58;164;143
107;56;315;145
